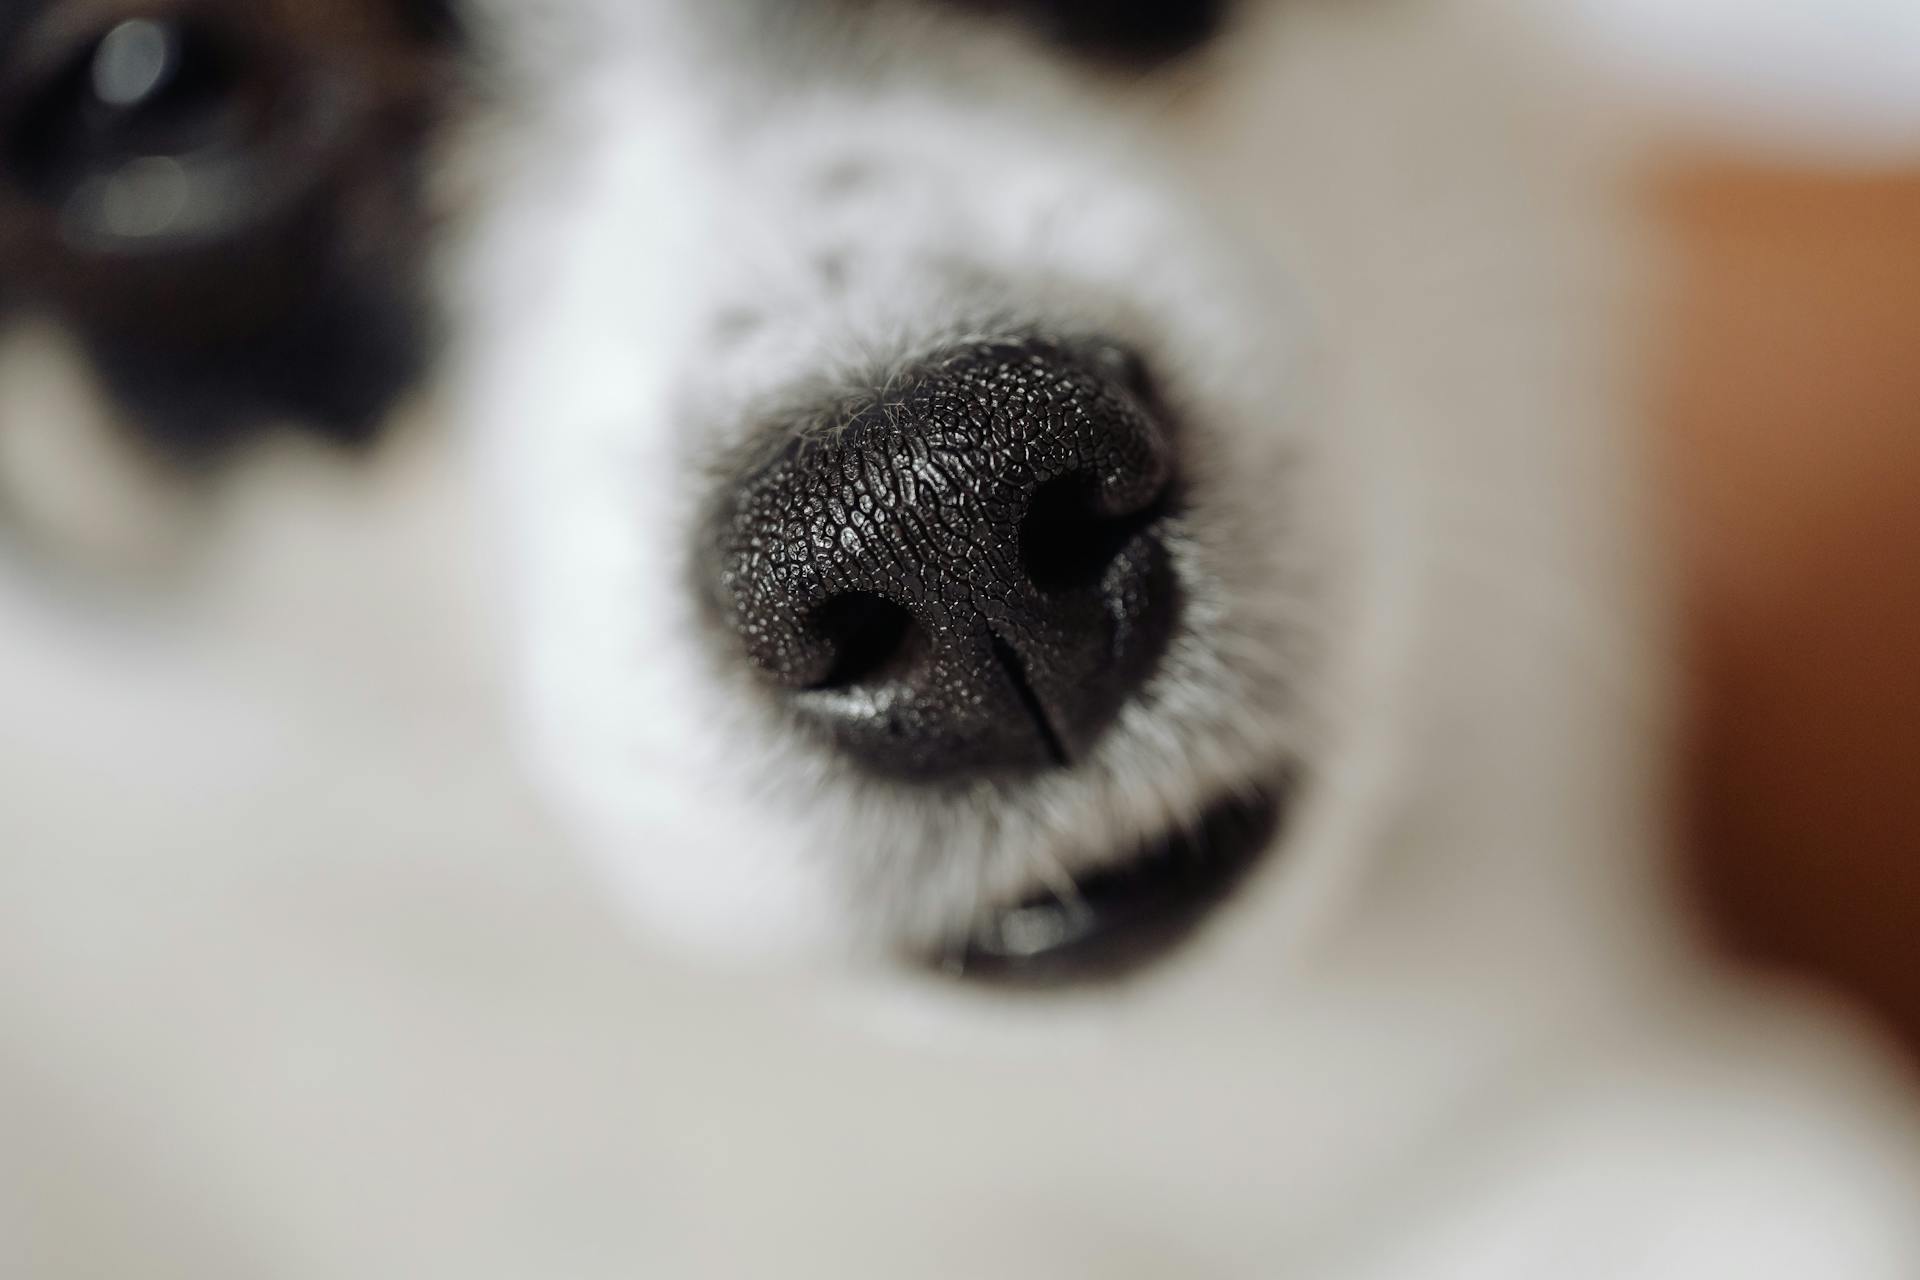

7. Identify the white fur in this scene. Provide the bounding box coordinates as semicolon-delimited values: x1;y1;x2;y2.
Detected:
2;1;1918;1275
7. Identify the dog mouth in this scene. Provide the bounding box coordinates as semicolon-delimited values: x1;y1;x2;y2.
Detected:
931;782;1287;987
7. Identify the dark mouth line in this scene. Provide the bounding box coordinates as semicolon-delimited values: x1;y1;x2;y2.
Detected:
935;781;1288;987
989;632;1072;768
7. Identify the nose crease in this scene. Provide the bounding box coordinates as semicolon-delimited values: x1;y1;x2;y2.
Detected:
989;632;1072;768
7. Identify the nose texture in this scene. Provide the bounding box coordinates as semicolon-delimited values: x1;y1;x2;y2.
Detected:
706;334;1178;781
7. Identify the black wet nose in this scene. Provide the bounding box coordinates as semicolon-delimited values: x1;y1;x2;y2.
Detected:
705;334;1178;781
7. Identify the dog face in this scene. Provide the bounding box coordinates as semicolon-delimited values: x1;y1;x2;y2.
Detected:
444;0;1671;1000
0;0;1669;1006
15;9;1920;1271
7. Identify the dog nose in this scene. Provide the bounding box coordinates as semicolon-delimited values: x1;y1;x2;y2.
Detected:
706;334;1178;780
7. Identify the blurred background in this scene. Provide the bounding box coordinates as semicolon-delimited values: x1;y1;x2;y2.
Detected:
1571;0;1920;1064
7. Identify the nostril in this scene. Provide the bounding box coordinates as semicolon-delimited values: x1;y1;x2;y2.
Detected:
1020;472;1168;594
808;591;921;691
1090;342;1158;406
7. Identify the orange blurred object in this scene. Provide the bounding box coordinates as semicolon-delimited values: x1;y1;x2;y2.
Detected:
1660;162;1920;1060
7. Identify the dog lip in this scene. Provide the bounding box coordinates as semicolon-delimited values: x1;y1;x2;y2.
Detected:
931;781;1289;988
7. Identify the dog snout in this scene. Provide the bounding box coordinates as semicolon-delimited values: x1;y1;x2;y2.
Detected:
705;334;1179;781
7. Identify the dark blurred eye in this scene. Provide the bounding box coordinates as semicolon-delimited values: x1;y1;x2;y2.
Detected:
942;0;1229;65
0;5;454;457
4;14;281;249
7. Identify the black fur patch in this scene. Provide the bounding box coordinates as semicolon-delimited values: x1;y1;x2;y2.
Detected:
0;0;459;464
